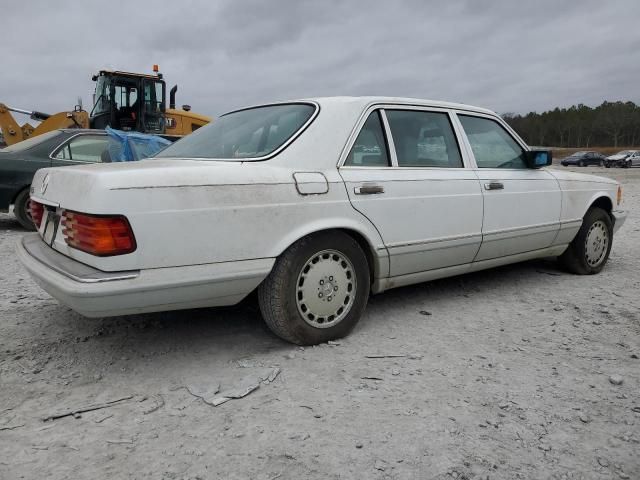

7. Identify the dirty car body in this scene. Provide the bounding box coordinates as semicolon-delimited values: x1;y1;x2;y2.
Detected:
18;97;627;345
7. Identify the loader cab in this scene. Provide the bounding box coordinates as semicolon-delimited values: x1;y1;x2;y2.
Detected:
89;70;166;135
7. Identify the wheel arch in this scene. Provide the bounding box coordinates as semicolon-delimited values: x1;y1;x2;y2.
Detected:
587;194;613;218
268;220;388;288
10;184;30;205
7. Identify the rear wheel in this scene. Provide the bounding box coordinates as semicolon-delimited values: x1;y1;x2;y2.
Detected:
598;159;604;167
13;188;35;231
258;231;370;345
579;160;585;167
559;207;612;274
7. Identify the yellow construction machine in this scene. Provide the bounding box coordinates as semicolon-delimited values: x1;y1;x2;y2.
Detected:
0;66;211;147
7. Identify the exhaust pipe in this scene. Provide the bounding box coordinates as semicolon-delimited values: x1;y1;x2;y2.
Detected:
169;85;177;109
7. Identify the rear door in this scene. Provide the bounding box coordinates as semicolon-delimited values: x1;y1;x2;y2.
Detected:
339;106;483;278
455;113;561;261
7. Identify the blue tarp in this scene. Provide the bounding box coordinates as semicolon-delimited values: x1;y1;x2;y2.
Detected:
105;127;172;162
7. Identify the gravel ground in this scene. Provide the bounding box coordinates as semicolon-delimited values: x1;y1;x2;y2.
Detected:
0;166;638;480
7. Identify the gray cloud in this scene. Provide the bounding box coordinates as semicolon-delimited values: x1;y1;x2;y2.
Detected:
2;0;639;123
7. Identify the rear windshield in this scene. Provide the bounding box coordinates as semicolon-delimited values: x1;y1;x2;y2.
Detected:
156;103;316;160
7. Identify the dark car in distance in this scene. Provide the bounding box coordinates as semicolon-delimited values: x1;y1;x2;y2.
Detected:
560;151;606;167
1;128;171;229
0;129;110;229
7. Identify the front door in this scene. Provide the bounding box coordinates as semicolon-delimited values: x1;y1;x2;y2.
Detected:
339;107;483;278
455;113;561;262
142;79;166;134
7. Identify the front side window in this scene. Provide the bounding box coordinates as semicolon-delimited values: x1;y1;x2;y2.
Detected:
156;103;316;160
54;135;108;162
344;111;390;167
386;110;462;168
458;115;526;169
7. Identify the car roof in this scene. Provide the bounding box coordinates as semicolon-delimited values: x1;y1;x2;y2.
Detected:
231;96;497;117
59;129;106;134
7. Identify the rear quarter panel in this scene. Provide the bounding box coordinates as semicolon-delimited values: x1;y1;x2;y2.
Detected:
31;162;387;274
0;153;51;209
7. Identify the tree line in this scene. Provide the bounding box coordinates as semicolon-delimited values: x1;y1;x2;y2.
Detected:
502;101;640;148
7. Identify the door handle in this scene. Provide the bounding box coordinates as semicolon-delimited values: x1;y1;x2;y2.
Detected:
484;182;504;191
354;184;384;195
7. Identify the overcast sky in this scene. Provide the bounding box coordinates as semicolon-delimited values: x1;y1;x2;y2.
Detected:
2;0;639;121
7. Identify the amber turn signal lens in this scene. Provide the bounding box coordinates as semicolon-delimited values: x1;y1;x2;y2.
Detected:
617;185;622;206
61;211;136;256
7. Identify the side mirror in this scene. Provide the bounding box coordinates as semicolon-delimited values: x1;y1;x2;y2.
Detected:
525;150;552;168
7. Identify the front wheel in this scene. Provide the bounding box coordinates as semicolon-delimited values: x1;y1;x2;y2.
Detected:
258;231;370;345
559;207;613;274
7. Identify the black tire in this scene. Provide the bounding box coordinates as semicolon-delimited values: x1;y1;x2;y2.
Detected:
626;160;632;169
598;159;604;167
258;231;370;345
579;160;585;167
13;188;36;231
559;207;613;275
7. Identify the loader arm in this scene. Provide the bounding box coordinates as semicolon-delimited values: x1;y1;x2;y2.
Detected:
0;103;89;146
0;103;25;145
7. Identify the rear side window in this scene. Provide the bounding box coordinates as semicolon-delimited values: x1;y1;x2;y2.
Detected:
54;135;108;162
458;115;526;169
156;103;316;160
344;111;390;167
386;110;462;168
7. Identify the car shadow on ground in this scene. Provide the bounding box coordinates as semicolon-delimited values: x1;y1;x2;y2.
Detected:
38;257;568;365
0;214;30;232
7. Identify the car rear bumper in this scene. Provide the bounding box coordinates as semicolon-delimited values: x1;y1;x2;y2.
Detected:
17;233;274;317
612;209;627;234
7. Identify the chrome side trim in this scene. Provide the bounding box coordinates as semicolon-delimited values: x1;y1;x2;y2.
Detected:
21;234;139;283
482;221;560;238
386;232;481;250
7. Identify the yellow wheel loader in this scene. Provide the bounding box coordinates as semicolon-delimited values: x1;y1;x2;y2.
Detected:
0;67;211;147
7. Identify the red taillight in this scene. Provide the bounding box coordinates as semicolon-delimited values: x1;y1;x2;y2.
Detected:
29;199;45;228
61;211;136;256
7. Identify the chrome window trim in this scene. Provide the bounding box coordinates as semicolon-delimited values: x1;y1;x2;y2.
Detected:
49;132;108;162
379;109;398;167
453;111;535;171
158;101;320;162
339;103;470;169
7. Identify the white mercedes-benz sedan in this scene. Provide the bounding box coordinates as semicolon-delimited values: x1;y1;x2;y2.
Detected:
18;97;627;345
